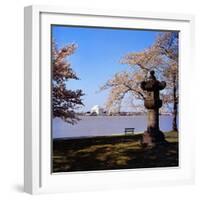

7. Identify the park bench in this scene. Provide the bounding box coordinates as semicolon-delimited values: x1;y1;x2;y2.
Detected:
124;128;135;135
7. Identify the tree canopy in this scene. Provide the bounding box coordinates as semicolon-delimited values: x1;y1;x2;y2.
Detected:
52;42;84;124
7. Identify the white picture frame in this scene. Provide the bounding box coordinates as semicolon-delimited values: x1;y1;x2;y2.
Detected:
24;5;195;194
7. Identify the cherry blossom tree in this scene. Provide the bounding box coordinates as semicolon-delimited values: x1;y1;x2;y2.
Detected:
100;47;164;114
153;32;178;131
52;41;84;124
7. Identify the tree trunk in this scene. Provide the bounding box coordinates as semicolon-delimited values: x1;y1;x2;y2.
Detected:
172;74;178;131
172;100;178;131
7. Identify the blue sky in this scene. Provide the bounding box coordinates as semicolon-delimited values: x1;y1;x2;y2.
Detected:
52;25;161;112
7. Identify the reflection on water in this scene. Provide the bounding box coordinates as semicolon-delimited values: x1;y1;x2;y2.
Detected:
53;115;174;139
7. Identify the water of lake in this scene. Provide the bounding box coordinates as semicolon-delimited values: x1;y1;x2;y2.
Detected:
53;115;174;139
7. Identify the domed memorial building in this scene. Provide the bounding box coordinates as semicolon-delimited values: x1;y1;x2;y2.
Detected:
90;105;104;116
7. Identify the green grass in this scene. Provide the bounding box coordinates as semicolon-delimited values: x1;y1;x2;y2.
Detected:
53;131;178;172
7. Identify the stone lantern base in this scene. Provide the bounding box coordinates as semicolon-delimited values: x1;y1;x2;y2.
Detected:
141;130;167;148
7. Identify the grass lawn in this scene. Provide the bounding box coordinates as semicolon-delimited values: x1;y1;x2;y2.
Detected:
53;131;178;173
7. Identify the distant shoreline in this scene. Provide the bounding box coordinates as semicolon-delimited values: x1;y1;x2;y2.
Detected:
76;113;172;117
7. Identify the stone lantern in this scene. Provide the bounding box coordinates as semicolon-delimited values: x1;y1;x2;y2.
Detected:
141;70;167;147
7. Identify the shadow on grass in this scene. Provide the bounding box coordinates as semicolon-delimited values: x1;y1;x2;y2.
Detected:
53;132;178;172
